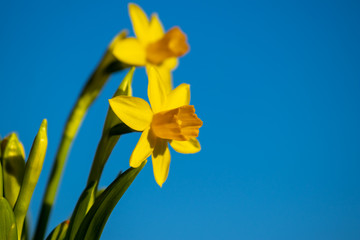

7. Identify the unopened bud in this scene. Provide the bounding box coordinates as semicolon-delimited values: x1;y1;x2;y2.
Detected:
1;133;25;207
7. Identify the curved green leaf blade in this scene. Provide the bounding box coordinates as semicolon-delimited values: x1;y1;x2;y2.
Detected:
66;181;96;240
45;220;69;240
14;119;48;238
0;197;18;240
21;217;29;240
74;162;146;240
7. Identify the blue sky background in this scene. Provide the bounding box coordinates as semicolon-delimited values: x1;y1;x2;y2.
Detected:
1;0;360;239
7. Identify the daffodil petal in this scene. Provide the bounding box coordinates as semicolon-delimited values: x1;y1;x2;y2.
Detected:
152;139;171;187
112;38;146;66
109;96;153;131
148;13;164;42
156;66;173;95
130;127;155;168
128;3;150;44
161;57;178;70
170;138;201;154
147;66;167;113
109;30;128;52
162;83;190;111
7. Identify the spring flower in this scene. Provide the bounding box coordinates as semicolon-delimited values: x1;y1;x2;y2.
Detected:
109;68;202;187
112;3;189;93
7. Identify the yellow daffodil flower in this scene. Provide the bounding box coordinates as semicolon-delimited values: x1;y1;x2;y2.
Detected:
109;68;202;187
112;3;189;93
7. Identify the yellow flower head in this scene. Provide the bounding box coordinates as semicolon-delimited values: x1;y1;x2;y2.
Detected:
112;3;190;93
109;68;202;187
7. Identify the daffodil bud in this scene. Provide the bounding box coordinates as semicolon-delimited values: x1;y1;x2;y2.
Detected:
14;119;48;238
0;133;26;208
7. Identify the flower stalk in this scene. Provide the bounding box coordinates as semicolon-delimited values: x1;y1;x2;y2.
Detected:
86;67;135;189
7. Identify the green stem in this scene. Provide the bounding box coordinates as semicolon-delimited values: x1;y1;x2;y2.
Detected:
33;50;127;240
86;133;120;188
86;67;135;190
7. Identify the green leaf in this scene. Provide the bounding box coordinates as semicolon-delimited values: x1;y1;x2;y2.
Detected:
45;220;69;240
0;197;18;240
21;217;29;240
95;188;105;199
74;162;146;240
14;119;48;238
66;181;96;240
